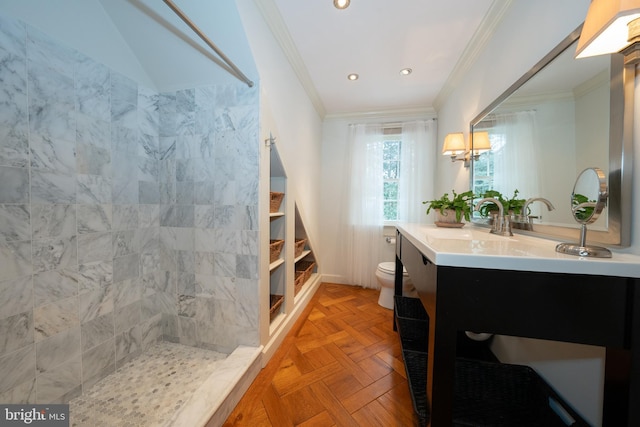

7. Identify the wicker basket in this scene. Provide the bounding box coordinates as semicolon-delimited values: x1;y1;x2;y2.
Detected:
294;239;307;258
269;294;284;322
296;260;316;283
270;192;284;213
453;358;590;426
294;271;305;296
394;296;429;348
270;239;284;263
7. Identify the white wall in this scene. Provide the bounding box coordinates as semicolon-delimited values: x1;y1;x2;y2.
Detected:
319;118;351;283
535;98;577;224
236;1;323;260
575;77;611;172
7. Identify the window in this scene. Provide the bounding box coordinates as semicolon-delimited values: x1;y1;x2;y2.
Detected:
471;131;501;218
383;138;401;221
472;130;505;195
472;148;494;196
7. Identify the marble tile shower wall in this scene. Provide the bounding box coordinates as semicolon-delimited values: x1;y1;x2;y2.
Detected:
0;13;260;404
157;81;260;354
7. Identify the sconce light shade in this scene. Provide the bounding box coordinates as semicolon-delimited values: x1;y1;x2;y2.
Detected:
442;132;466;155
472;131;491;153
576;0;640;58
443;132;489;167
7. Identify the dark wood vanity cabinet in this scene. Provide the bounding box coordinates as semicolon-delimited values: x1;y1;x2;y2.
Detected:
394;228;640;426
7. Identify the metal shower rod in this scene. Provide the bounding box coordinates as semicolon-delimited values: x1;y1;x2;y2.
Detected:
162;0;254;88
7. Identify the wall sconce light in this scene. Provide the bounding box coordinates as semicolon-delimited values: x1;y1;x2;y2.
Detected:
442;132;491;168
576;0;640;64
472;131;492;158
442;132;466;162
334;0;350;9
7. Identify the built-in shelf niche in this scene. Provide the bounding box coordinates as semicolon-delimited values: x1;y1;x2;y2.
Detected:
261;132;321;365
269;141;286;323
293;204;317;299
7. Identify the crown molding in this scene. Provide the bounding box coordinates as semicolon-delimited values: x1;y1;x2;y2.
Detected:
573;69;609;99
432;0;514;112
494;72;607;112
324;106;437;122
253;0;326;118
499;91;574;110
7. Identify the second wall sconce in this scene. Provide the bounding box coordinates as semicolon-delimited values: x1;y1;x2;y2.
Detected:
442;131;491;167
575;0;640;62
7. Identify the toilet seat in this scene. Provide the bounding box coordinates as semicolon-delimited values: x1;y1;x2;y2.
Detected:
377;262;408;276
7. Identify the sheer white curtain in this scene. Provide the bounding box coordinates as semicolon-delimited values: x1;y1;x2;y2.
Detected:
342;123;384;288
340;120;436;288
400;119;436;223
492;111;540;199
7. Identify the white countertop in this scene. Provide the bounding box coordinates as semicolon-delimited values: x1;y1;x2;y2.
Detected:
396;222;640;278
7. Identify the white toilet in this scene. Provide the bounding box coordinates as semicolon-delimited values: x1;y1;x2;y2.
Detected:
376;262;417;309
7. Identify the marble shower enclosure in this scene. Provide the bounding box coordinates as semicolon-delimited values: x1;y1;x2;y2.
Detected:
0;13;260;404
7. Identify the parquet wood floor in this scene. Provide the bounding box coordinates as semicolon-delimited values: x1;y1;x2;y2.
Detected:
223;283;421;427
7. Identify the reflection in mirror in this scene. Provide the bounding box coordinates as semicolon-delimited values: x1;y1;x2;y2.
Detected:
556;167;611;257
470;25;632;247
572;167;607;224
472;37;609;227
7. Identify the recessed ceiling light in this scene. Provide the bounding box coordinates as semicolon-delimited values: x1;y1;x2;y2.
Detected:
334;0;350;9
400;68;412;76
347;73;359;81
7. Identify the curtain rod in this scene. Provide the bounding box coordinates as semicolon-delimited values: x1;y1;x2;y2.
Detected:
162;0;254;88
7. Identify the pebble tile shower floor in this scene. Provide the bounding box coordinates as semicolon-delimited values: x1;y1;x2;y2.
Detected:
69;342;227;427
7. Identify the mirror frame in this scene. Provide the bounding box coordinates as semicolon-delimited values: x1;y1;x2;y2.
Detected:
469;25;633;247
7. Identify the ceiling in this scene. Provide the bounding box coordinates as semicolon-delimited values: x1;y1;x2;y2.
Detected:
262;0;498;117
3;0;504;118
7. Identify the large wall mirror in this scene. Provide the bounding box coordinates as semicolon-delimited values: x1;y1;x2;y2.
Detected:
470;25;632;247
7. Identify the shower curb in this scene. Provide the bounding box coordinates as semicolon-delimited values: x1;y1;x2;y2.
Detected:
167;345;263;427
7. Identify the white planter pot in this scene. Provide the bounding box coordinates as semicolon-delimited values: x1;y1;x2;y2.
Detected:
434;209;465;228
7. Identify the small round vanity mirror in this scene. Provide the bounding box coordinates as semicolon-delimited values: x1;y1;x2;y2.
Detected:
556;167;611;257
571;167;608;224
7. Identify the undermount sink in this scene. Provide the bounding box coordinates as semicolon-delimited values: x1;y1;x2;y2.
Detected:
397;222;640;278
424;226;517;242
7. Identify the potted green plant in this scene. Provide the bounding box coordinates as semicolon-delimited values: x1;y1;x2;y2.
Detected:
477;189;526;216
423;190;475;226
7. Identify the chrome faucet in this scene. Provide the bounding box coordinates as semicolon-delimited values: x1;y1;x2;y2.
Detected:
511;197;555;231
475;197;513;236
518;197;555;222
